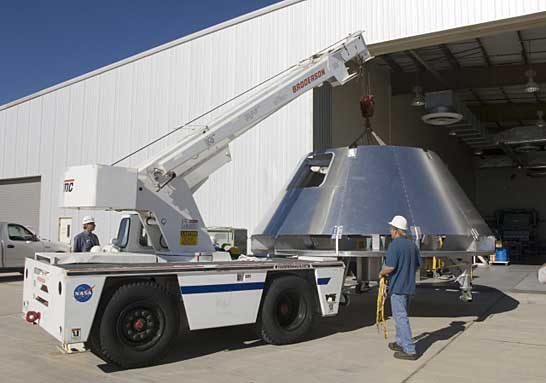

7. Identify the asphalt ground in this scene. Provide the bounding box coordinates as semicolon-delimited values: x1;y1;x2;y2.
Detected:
1;264;545;383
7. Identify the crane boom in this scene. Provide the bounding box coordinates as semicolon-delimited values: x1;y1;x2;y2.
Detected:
139;31;371;190
61;32;371;257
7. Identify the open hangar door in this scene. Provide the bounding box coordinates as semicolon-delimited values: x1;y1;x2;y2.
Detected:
314;21;546;265
0;176;41;233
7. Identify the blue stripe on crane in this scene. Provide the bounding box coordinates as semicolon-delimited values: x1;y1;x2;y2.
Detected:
181;277;330;294
180;282;265;294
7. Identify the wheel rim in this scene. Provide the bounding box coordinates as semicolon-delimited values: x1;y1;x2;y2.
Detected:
117;303;166;350
274;288;307;331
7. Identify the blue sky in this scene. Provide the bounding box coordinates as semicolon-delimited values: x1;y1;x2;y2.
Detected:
0;0;283;105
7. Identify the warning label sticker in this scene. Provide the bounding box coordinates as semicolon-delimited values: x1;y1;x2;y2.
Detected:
180;230;198;246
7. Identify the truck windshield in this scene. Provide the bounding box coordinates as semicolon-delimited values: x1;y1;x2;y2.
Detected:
116;218;130;248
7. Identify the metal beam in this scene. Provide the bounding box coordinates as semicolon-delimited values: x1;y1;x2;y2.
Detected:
515;32;542;103
499;143;527;168
439;44;461;69
477;155;515;168
493;125;546;145
516;31;529;65
381;54;403;72
464;137;490;143
457;132;485;138
478;151;546;169
391;62;546;94
469;89;484;105
407;50;449;87
499;86;512;103
476;38;492;66
450;127;478;132
469;102;546;122
404;50;426;72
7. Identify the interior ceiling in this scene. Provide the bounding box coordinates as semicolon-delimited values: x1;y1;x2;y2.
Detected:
381;26;546;133
379;26;546;174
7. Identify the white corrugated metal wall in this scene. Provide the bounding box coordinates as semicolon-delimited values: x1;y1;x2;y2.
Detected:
1;0;546;243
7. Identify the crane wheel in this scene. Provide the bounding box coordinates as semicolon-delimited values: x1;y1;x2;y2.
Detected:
257;275;316;345
93;281;179;368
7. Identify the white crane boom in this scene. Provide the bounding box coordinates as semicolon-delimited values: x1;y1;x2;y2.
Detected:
61;32;371;257
139;32;371;191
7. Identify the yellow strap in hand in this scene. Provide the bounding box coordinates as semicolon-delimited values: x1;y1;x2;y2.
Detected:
376;276;388;339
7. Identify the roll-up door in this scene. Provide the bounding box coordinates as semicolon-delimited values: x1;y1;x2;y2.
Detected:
0;176;41;233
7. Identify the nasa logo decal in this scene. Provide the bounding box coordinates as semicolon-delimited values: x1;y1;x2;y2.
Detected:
74;284;94;302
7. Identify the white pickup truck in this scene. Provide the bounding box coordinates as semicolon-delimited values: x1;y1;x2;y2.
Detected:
0;222;68;270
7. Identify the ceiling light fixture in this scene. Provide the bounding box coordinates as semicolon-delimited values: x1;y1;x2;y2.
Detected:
537;110;545;128
411;86;425;107
525;69;540;93
448;130;457;136
524;40;540;93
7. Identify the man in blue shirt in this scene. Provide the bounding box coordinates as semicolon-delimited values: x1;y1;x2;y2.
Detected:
73;216;100;252
379;215;422;360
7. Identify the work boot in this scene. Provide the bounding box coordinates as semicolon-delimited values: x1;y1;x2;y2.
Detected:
388;342;403;352
394;351;418;360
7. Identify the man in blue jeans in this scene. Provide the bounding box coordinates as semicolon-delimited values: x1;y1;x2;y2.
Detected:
379;215;422;360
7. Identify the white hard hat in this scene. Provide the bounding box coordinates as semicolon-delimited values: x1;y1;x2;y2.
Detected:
82;216;95;225
90;245;102;253
389;215;408;231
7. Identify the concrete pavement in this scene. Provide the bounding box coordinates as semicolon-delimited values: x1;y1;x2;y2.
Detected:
0;265;545;383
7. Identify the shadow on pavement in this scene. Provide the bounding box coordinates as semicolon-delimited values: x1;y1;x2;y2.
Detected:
407;284;519;322
406;284;519;357
0;273;23;283
98;282;519;371
413;321;466;356
98;324;267;373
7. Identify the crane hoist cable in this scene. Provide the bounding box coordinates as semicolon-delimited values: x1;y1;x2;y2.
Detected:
111;65;295;166
376;276;388;339
349;61;387;147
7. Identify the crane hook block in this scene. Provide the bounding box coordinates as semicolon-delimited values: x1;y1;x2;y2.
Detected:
360;95;375;118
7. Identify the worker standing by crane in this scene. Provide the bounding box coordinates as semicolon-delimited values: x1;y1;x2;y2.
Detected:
73;216;100;252
379;215;422;360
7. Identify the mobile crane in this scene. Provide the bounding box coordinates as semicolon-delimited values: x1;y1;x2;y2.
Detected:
22;32;372;368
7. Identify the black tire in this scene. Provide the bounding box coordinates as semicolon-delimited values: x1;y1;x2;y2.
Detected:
95;281;179;368
258;275;316;345
87;323;110;363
